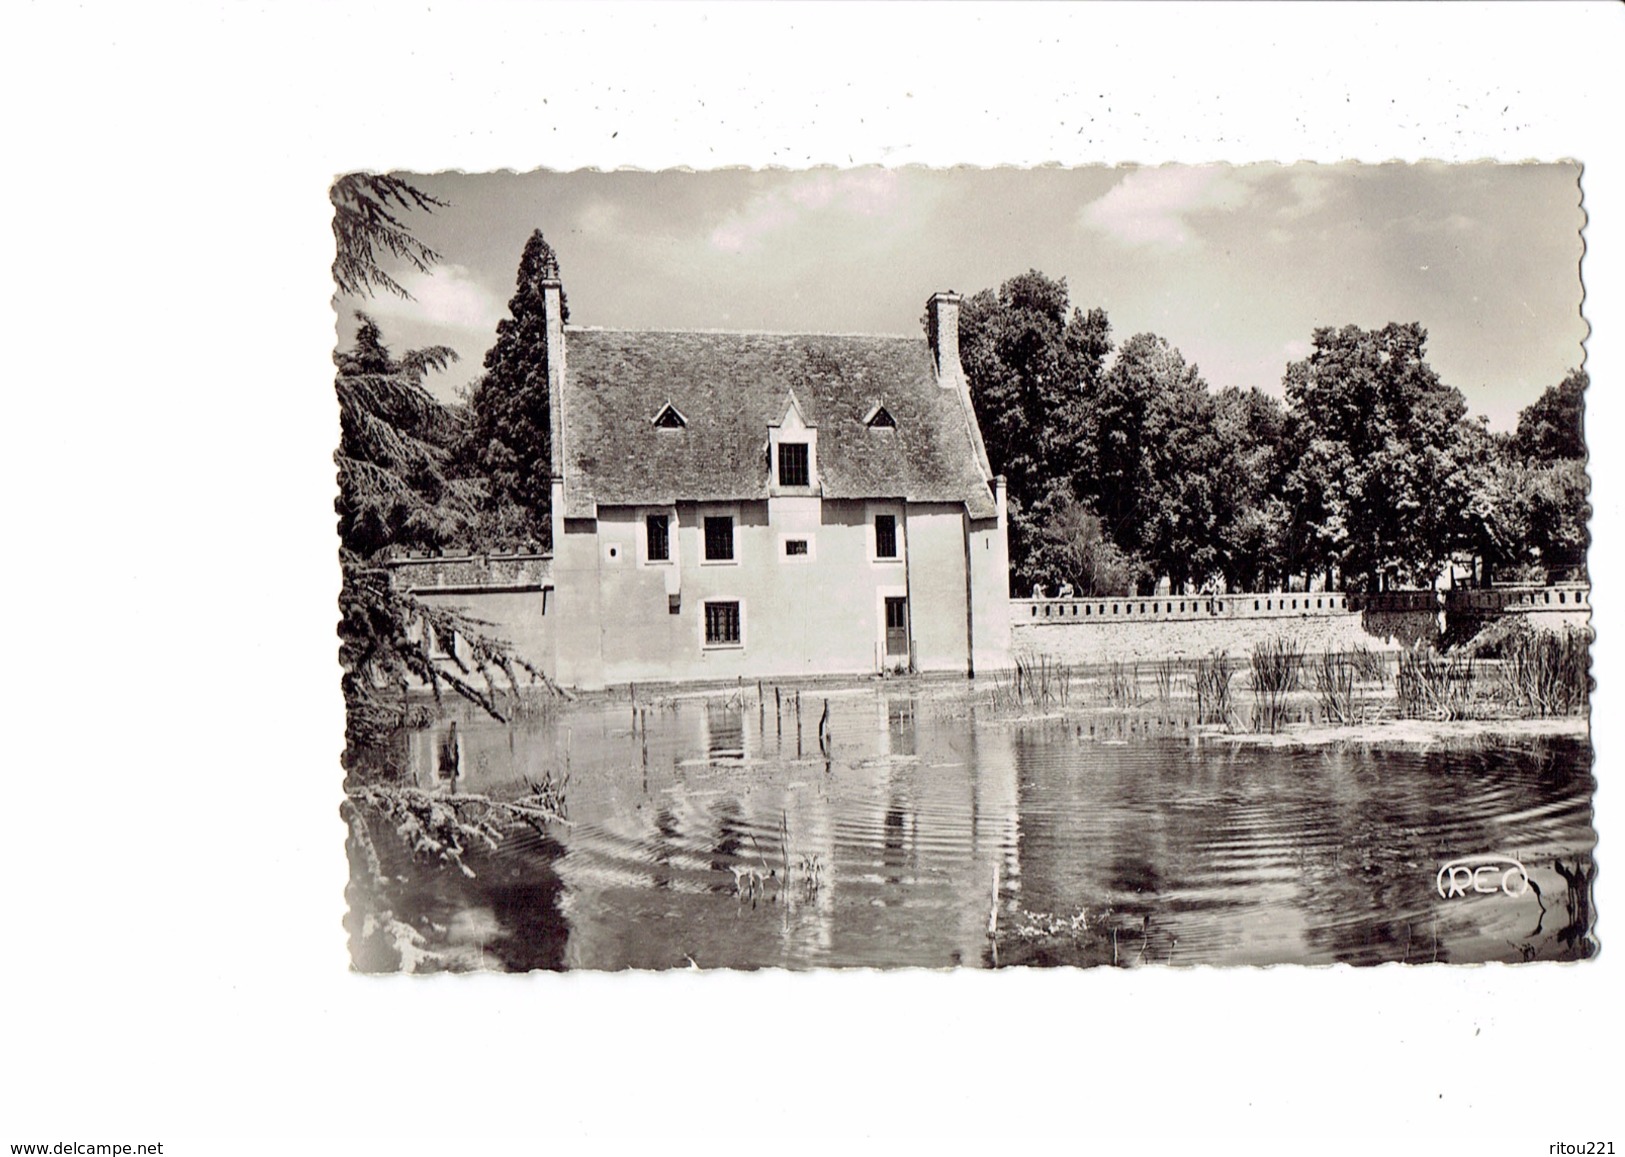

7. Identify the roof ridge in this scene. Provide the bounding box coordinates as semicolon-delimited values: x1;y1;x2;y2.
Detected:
566;325;921;340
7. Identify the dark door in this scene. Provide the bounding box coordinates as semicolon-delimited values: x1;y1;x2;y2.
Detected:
884;597;909;658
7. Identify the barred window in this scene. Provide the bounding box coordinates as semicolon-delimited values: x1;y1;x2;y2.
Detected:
778;442;810;487
874;514;898;559
785;538;809;556
646;514;670;562
704;516;734;561
704;601;741;646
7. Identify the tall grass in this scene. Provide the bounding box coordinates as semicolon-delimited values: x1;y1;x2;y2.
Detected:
1153;657;1179;701
1395;646;1475;720
1497;625;1590;717
1194;652;1235;726
992;654;1074;711
1311;650;1357;726
1347;645;1388;686
1250;637;1304;733
1102;661;1141;706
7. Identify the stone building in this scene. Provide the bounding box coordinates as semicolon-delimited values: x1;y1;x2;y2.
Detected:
397;279;1013;691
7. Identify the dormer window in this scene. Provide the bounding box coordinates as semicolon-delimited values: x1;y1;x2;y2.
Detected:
768;391;817;493
652;402;687;430
863;403;896;430
778;442;809;487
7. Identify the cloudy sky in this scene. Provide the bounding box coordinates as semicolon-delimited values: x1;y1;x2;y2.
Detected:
339;164;1586;431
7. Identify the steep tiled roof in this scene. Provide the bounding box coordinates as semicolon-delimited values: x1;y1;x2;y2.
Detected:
559;329;997;519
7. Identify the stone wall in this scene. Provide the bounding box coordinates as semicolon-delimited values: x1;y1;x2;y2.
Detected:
384;551;553;593
1011;596;1423;667
1010;585;1590;667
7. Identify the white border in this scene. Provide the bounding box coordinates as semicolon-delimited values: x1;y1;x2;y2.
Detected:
8;4;1621;1155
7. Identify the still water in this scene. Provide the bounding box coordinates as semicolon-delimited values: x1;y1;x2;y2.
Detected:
354;685;1596;970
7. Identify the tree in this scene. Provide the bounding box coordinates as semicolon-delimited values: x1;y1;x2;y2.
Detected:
1211;387;1292;591
1282;322;1473;589
465;231;569;546
335;313;472;557
335;315;541;750
1026;492;1142;595
331;177;551;757
331;174;447;300
955;270;1112;588
1515;368;1586;462
1087;332;1222;592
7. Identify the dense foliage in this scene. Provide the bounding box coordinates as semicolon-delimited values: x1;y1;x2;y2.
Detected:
331;174;447;300
332;177;546;757
956;271;1588;595
462;230;569;548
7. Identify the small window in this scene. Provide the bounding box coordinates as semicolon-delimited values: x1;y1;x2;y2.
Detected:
704;601;741;646
646;514;670;562
704;516;734;562
652;403;687;429
785;538;809;556
866;405;896;430
875;514;898;559
778;442;810;487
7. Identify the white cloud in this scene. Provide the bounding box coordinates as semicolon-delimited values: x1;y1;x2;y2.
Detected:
1081;165;1330;248
367;264;507;332
710;169;904;253
1080;166;1253;248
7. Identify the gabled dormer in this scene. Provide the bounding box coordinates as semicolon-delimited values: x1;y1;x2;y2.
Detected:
862;402;896;431
651;401;688;430
768;390;818;494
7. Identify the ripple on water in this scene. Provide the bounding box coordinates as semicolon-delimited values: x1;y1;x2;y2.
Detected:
388;693;1594;969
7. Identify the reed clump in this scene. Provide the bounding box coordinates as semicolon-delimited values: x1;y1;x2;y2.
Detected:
1395;645;1475;720
1102;661;1141;706
1496;624;1590;717
991;654;1074;711
1194;652;1235;726
1153;657;1179;701
1347;645;1388;686
1250;636;1304;733
1311;650;1357;725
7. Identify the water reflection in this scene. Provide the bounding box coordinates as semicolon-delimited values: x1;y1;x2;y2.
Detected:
358;686;1595;970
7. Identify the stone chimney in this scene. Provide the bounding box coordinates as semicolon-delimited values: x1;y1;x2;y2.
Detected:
926;291;963;387
544;273;566;481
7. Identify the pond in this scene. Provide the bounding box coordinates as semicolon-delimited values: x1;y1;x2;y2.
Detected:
347;683;1596;971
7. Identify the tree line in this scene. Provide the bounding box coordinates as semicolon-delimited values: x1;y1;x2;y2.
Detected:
954;270;1588;598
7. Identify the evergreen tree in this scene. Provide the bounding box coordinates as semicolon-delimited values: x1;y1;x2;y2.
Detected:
467;230;569;547
331;174;446;300
331;178;547;755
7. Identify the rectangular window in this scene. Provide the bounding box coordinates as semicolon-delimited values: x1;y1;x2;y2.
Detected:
785;538;809;556
431;625;456;659
704;601;741;646
874;514;898;559
704;516;734;561
778;442;810;487
645;513;670;562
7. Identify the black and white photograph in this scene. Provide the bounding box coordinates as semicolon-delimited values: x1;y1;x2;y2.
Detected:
7;3;1622;1155
337;164;1594;972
